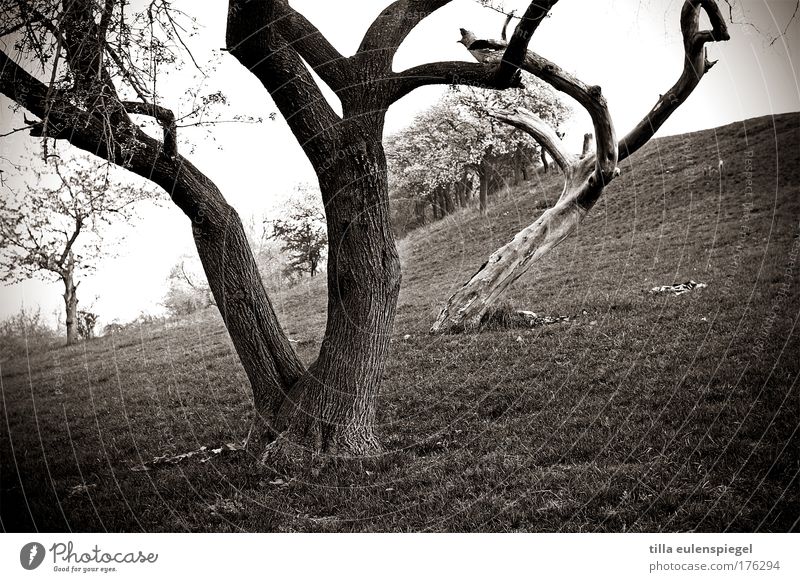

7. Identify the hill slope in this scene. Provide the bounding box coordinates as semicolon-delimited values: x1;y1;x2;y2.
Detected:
2;113;798;532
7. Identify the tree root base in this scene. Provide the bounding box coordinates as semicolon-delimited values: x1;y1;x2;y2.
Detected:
258;431;384;478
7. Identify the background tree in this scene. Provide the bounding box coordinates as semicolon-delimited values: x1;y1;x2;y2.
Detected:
163;255;215;317
387;101;474;225
0;306;57;361
76;308;98;340
387;74;570;219
0;0;730;469
452;74;571;194
269;185;328;279
0;156;156;344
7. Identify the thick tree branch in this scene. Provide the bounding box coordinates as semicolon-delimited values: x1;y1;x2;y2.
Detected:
226;0;341;168
494;0;558;86
1;48;169;185
491;107;573;174
517;51;618;203
1;46;307;409
392;60;530;104
618;0;730;161
271;0;351;90
357;0;452;68
121;101;177;158
388;0;556;104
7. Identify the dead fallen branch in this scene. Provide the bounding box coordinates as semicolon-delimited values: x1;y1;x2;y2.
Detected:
649;280;708;295
130;442;245;472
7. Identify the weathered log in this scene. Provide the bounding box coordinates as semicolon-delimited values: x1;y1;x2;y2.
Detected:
432;0;729;333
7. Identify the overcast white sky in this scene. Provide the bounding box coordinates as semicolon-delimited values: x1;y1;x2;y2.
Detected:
1;0;798;328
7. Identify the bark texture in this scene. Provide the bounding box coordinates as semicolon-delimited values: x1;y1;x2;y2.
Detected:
581;133;593;159
62;256;78;346
479;164;490;214
540;148;550;173
266;127;402;461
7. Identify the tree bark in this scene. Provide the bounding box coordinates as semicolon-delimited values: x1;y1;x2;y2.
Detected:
267;129;401;461
414;199;427;226
479;165;489;214
456;178;468;207
432;156;597;331
187;175;306;440
431;192;441;220
443;184;455;214
62;254;78;346
581;133;593;159
540;147;550;173
513;145;525;185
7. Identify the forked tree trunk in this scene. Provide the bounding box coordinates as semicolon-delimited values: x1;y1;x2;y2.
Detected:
182;134;400;462
269;131;400;460
540;147;550;173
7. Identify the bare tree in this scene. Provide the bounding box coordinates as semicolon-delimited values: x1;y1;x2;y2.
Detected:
432;0;730;332
0;0;729;469
0;156;155;344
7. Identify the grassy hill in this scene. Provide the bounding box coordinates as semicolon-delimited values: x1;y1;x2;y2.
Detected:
2;112;798;532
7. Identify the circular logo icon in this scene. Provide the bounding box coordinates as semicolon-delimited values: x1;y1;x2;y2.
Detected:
20;542;46;570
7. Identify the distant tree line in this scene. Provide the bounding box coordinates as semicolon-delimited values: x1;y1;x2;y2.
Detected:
386;74;570;234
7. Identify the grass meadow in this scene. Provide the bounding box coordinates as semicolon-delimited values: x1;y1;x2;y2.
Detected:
1;113;798;532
